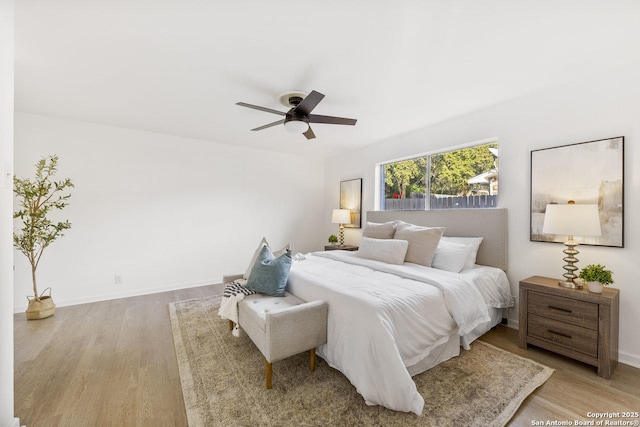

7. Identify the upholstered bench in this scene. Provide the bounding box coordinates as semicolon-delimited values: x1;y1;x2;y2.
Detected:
223;275;328;389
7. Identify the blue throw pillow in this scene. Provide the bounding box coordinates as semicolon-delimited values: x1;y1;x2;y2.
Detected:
245;245;292;297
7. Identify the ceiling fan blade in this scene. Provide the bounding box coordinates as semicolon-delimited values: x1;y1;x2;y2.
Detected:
236;102;286;116
251;119;285;131
303;126;316;140
294;90;325;116
307;114;357;126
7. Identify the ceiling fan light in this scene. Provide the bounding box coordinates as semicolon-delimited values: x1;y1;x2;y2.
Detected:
284;119;309;134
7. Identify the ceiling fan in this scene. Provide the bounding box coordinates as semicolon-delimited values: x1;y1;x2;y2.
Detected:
236;90;357;140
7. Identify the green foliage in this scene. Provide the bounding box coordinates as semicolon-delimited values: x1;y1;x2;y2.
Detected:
430;143;497;195
384;158;426;198
13;155;74;300
578;264;614;285
383;143;497;200
328;235;338;244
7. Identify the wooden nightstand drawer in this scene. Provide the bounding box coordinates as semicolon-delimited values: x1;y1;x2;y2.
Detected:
528;314;598;358
528;291;598;330
519;276;619;379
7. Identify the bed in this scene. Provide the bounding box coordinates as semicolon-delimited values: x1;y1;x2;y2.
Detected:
286;208;514;415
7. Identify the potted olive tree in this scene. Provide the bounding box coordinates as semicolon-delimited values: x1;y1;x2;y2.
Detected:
13;155;74;319
578;264;613;294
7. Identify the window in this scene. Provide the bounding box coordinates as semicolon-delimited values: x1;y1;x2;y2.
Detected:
380;142;498;210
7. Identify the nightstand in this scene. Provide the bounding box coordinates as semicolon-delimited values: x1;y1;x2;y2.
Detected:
519;275;619;379
324;245;358;251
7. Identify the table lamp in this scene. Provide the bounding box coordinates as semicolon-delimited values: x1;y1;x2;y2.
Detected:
542;202;601;288
331;209;351;246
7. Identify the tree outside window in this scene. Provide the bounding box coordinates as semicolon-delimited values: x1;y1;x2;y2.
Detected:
383;158;426;199
381;142;498;210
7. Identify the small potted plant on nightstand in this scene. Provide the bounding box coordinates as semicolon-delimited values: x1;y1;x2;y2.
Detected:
578;264;614;294
328;235;338;246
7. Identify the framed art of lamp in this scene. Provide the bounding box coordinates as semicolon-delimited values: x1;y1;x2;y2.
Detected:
331;209;351;246
542;202;602;288
530;136;623;248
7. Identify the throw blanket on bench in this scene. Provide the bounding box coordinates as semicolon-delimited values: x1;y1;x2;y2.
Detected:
218;280;255;337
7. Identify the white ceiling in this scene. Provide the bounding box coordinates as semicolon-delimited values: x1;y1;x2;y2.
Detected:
14;0;640;158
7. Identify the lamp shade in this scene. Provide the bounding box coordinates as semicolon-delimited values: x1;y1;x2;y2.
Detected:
542;204;601;237
332;209;351;224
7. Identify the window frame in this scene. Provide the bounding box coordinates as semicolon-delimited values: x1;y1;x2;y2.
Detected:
376;137;499;211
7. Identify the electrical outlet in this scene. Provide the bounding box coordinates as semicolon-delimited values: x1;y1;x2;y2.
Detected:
114;274;123;284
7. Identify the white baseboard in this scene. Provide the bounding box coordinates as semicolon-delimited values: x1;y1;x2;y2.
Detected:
619;351;640;369
505;317;639;369
4;418;21;427
13;279;219;313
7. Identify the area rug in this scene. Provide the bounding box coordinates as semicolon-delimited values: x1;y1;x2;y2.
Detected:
169;295;553;427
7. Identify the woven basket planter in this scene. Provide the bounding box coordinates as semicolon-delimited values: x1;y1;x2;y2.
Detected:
26;288;56;320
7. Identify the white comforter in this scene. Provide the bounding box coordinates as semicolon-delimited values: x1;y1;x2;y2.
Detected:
286;251;514;415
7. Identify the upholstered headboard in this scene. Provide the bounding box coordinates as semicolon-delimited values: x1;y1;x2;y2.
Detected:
367;208;508;271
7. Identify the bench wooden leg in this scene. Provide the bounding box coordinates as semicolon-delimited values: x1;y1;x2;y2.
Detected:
309;348;316;372
265;359;272;389
228;320;233;331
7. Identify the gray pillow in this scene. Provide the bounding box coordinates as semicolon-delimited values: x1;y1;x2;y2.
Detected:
245;245;292;297
357;237;408;265
393;223;445;267
362;221;397;239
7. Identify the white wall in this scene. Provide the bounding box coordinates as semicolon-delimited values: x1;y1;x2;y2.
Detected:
323;62;640;368
0;1;18;426
13;113;325;310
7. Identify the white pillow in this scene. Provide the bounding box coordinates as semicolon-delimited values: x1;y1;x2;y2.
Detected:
432;240;474;273
362;221;397;239
357;237;409;265
440;236;483;269
393;223;445;267
243;237;291;280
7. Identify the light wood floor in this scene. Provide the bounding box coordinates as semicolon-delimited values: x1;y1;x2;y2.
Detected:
14;285;220;427
14;285;640;426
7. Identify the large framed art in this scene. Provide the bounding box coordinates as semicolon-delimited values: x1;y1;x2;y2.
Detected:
340;178;362;228
530;136;624;247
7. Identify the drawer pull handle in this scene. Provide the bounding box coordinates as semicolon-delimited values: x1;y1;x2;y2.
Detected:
548;329;572;339
548;305;572;314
